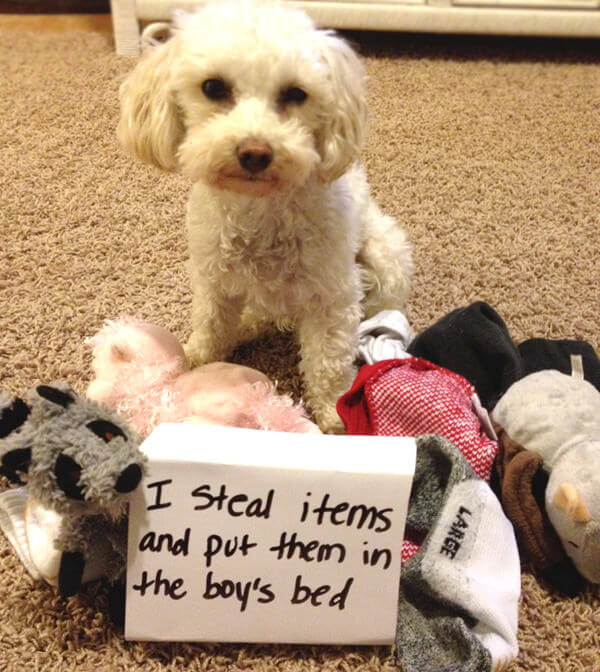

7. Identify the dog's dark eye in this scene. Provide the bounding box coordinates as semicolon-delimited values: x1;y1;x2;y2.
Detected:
87;419;127;443
280;86;307;106
201;78;230;101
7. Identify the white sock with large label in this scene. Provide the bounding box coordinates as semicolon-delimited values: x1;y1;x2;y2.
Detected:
396;434;521;672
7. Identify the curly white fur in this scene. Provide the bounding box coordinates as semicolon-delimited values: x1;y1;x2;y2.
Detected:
118;0;413;432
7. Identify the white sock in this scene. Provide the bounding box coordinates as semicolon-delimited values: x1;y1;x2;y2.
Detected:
0;487;41;580
397;435;521;672
357;310;414;364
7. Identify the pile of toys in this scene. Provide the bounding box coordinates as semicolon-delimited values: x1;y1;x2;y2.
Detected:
0;302;598;672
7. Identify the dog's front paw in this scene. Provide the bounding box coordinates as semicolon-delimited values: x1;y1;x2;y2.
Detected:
312;404;346;435
184;326;238;367
183;332;224;368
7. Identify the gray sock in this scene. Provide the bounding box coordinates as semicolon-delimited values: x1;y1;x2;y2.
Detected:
396;434;520;672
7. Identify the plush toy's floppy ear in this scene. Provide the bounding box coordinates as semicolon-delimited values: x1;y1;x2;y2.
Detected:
28;383;77;422
0;395;33;484
0;396;30;438
0;447;32;484
495;429;585;596
315;32;367;183
35;385;75;408
553;483;591;523
14;384;77;450
111;344;132;362
117;36;184;171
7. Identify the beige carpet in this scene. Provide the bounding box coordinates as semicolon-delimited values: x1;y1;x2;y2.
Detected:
1;22;599;672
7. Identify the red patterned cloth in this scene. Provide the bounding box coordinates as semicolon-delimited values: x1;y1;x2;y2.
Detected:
337;357;499;562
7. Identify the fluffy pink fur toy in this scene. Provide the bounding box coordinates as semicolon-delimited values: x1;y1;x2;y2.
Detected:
86;319;320;435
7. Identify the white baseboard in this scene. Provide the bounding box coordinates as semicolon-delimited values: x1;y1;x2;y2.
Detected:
111;0;600;56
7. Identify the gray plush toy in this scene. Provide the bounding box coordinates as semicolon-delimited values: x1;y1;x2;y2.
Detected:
491;362;600;594
0;382;146;616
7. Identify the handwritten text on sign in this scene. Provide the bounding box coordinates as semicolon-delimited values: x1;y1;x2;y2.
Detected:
125;424;415;644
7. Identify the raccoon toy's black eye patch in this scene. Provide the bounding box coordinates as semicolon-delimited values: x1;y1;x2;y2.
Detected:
55;454;85;500
0;398;31;438
36;386;75;408
86;420;127;443
115;463;143;493
0;447;32;484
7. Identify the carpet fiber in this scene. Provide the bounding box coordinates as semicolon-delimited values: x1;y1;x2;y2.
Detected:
0;23;599;672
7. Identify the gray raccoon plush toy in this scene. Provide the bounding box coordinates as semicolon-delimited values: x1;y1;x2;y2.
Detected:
0;382;146;624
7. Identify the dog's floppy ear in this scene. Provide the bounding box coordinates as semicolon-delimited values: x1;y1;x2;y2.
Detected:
315;33;367;183
117;35;184;171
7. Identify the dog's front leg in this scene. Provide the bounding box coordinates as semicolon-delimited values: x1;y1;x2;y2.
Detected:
185;278;244;367
296;299;361;434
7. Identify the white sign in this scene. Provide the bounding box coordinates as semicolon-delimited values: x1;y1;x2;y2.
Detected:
125;424;415;645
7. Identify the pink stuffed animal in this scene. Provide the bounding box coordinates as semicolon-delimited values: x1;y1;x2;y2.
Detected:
86;319;320;435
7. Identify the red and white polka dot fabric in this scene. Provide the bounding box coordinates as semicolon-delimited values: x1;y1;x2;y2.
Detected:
337;357;499;562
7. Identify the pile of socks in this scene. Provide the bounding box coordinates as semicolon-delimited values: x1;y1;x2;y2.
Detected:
357;301;600;410
337;357;498;562
350;301;600;671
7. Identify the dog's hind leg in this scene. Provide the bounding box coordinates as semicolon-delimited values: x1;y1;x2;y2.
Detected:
357;201;413;317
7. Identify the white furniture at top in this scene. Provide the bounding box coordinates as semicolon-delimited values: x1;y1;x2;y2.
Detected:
111;0;600;56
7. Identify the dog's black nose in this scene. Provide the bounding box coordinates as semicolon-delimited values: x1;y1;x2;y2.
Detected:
236;141;273;174
115;463;143;493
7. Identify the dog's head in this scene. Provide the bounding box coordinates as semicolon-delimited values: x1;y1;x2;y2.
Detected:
118;0;367;196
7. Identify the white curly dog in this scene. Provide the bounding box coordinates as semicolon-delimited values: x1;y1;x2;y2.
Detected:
118;0;413;433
